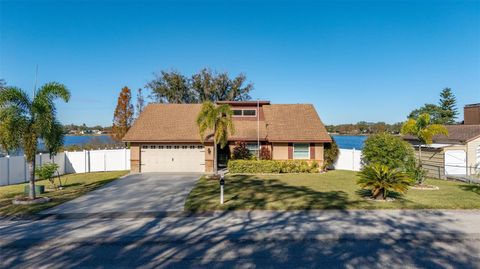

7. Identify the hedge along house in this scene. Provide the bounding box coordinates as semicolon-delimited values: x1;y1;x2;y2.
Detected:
404;104;480;180
123;101;332;173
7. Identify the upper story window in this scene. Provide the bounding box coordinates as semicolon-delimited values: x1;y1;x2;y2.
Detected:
293;143;310;159
232;109;257;117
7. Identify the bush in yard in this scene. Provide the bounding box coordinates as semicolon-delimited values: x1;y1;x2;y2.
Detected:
259;146;272;160
407;163;428;185
231;141;251;160
35;163;60;189
228;160;319;173
323;138;339;170
362;133;415;171
357;163;414;200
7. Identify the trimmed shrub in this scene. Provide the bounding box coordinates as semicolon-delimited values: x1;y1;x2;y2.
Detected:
362;133;415;171
228;160;319;174
323;138;339;170
231;141;252;160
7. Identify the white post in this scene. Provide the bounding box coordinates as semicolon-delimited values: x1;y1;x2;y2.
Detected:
24;155;27;182
84;150;88;173
6;155;9;185
352;148;356;171
104;150;106;172
220;185;224;204
124;148;127;170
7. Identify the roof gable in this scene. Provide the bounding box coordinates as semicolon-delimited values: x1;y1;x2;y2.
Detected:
123;103;331;143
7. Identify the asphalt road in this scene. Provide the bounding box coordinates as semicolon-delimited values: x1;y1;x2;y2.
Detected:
1;210;480;268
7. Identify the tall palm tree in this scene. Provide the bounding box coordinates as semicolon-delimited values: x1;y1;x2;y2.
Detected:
0;83;70;199
197;101;234;175
401;113;448;163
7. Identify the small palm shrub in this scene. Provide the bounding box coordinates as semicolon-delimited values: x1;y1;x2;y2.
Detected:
357;164;414;200
323;138;339;170
407;164;428;185
231;141;251;160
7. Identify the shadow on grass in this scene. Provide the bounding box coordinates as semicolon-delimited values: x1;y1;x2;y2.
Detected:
186;175;359;211
459;184;480;195
355;189;404;200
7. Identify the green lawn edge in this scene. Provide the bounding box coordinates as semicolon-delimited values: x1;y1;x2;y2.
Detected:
185;170;480;211
0;171;129;216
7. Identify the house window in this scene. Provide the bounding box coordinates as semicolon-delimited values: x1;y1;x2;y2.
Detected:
232;109;257;117
293;143;310;159
243;110;256;116
247;143;259;156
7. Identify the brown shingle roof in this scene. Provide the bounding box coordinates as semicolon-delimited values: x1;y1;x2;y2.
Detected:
263;104;331;142
404;124;480;144
123;103;331;143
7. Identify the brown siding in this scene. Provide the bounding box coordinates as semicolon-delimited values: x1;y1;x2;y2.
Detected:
464;104;480;125
272;143;289;160
288;143;293;159
310;143;315;159
415;148;446;179
130;143;141;173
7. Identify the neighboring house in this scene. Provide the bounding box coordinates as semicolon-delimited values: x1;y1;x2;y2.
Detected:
404;104;480;179
123;101;332;173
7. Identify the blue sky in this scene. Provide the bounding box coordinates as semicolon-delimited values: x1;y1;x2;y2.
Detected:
1;0;479;126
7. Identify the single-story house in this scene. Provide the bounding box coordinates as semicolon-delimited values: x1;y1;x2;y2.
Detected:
123;101;332;173
404;104;480;179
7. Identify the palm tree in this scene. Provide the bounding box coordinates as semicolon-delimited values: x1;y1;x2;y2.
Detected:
197;101;234;175
357;164;413;200
0;83;70;200
401;113;448;162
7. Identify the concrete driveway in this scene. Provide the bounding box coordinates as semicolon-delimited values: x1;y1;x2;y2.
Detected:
43;173;201;214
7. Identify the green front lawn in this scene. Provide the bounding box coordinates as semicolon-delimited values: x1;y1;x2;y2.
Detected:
0;171;129;216
185;170;480;211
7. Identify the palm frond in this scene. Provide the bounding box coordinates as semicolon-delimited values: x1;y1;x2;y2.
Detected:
400;119;417;136
0;87;31;113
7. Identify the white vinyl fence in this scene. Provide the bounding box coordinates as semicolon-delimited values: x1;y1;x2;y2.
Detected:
0;149;130;186
333;148;363;171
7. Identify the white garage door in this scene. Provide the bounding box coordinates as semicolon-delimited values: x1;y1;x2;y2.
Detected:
445;150;466;175
141;144;205;173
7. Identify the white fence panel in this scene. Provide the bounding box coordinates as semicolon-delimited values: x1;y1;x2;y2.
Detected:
105;149;129;171
0;157;8;185
9;156;27;184
334;148;363;171
65;151;88;174
89;150;106;172
0;149;130;186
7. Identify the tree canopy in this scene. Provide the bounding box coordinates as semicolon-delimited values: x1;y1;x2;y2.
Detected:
147;68;253;103
407;87;458;124
438;88;458;124
112;87;134;141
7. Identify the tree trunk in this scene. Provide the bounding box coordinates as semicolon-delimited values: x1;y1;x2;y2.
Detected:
372;188;384;200
28;159;36;200
418;145;422;166
213;126;218;175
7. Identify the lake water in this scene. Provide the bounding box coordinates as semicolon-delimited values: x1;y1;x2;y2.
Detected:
64;135;366;149
332;135;367;150
64;135;116;146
